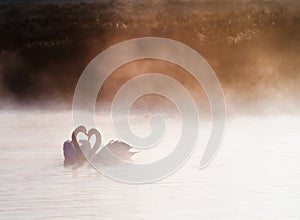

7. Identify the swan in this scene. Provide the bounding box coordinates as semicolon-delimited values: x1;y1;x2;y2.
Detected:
63;125;87;167
63;126;136;168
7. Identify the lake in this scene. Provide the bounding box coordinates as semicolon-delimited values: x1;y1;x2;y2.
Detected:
0;110;300;219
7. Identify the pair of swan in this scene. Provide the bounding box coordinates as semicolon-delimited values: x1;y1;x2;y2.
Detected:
63;126;136;168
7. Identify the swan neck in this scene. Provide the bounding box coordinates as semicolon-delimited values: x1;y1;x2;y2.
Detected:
94;132;101;151
72;131;80;150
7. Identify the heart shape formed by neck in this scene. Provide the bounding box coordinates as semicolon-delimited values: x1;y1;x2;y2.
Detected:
72;126;102;159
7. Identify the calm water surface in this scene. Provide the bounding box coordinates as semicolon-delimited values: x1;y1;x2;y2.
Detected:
0;110;300;219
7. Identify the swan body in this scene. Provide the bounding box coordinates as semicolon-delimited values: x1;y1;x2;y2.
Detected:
63;140;79;167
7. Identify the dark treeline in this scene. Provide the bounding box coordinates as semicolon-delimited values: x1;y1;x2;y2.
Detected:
0;0;299;114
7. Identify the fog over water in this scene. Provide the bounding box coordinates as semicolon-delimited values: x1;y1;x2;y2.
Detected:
1;110;300;219
1;1;300;219
0;0;299;115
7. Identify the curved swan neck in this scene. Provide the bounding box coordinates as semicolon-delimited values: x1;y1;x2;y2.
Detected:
72;131;79;149
94;131;101;151
88;129;102;157
71;126;102;160
71;126;87;160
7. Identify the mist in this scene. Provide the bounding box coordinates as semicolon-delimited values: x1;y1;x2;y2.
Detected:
0;0;299;116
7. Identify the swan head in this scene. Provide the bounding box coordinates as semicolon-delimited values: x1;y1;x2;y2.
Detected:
74;125;88;135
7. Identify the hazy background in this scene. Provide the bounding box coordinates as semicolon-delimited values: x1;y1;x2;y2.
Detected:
1;1;300;219
0;0;299;116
